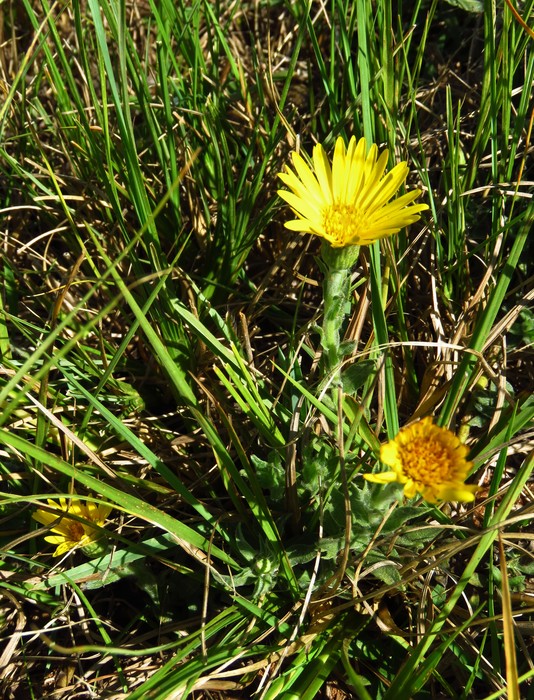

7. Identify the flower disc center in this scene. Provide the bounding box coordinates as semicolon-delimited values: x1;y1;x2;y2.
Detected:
67;521;86;542
402;438;451;485
323;202;364;247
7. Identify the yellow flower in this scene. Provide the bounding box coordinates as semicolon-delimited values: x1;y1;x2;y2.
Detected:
363;417;478;503
277;136;428;248
33;495;113;557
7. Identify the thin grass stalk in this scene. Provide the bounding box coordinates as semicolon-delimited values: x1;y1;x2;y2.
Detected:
498;535;520;700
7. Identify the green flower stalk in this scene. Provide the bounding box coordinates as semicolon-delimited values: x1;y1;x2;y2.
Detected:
319;242;360;384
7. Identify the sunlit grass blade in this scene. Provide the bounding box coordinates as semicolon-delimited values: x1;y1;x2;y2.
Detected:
369;244;399;438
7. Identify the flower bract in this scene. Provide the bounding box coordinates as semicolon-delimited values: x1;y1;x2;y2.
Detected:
277;136;428;248
33;495;113;556
364;417;478;503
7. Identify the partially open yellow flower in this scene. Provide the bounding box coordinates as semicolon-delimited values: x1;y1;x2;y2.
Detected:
363;417;478;503
277;136;428;248
33;495;113;557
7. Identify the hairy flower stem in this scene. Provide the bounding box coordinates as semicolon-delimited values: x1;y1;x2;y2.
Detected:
321;267;351;387
320;243;360;389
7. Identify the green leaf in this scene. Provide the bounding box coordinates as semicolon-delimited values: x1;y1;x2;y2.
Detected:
341;360;377;396
444;0;484;12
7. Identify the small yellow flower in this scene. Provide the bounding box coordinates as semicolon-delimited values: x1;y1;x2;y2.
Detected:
277;136;428;248
33;495;112;557
364;417;478;503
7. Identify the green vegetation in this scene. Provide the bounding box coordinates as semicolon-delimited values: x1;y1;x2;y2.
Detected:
0;0;532;697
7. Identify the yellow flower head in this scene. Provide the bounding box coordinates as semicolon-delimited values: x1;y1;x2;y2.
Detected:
278;136;428;248
33;495;113;557
364;417;478;503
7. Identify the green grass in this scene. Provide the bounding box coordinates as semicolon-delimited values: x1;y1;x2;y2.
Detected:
1;0;533;698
